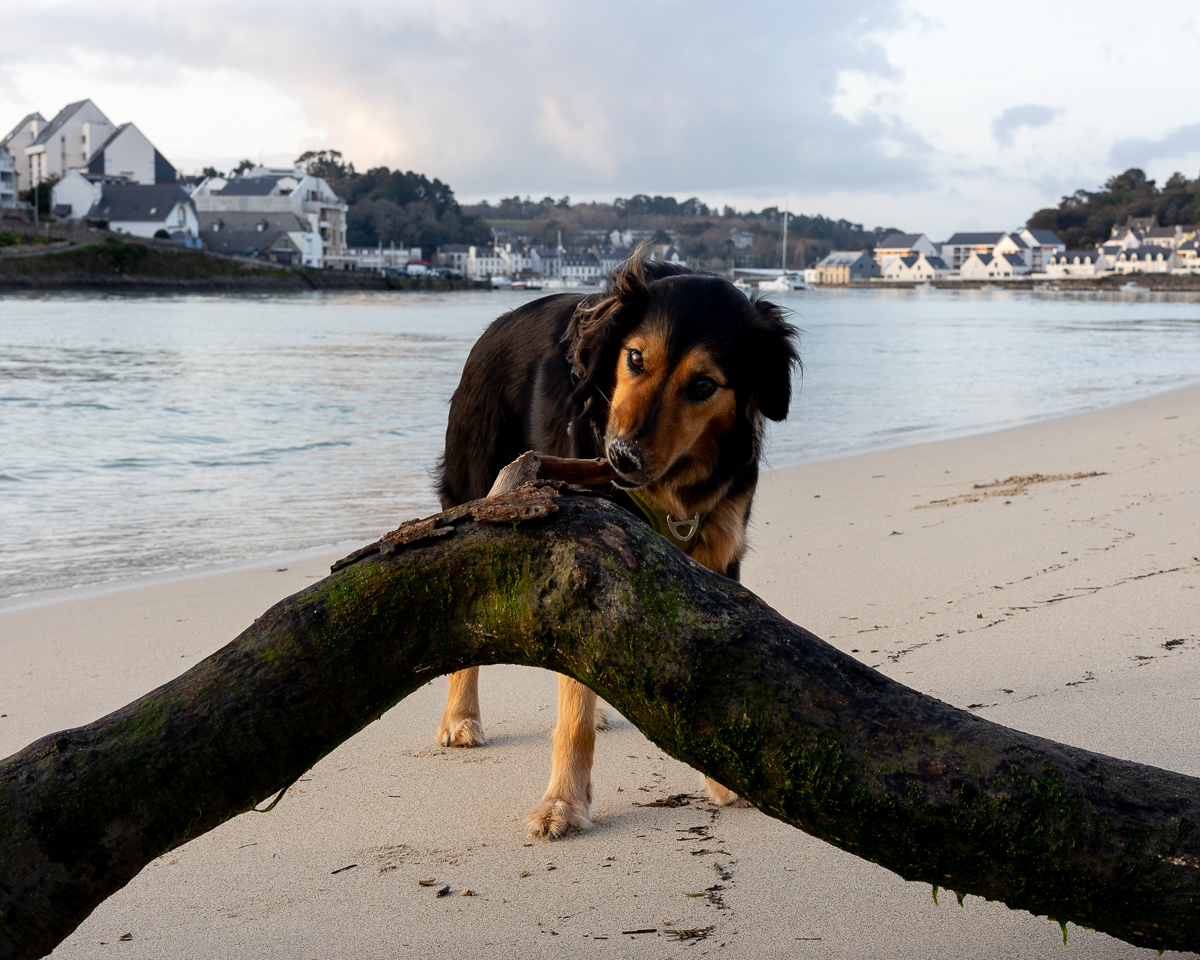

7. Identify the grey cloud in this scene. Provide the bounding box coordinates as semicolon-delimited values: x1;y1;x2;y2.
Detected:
991;104;1059;147
2;1;931;201
1109;123;1200;170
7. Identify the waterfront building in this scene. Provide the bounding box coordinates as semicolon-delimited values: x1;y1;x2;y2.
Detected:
1017;228;1066;271
1176;240;1200;270
23;100;116;187
0;147;15;208
324;244;423;273
941;232;1006;269
1111;247;1179;274
1045;250;1112;277
0;112;45;197
959;250;1028;279
872;232;938;268
85;183;198;241
811;250;879;283
560;252;603;284
1141;225;1184;249
81;123;175;185
50;170;130;219
191;168;347;261
882;253;951;281
199;210;320;265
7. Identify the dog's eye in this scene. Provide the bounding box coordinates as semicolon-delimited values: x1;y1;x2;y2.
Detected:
627;349;644;372
688;377;718;401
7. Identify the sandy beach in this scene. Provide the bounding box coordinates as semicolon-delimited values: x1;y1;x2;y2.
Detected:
2;384;1198;959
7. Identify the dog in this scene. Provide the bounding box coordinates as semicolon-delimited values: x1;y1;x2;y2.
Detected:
435;251;799;838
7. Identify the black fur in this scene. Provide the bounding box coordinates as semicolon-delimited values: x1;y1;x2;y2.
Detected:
436;257;799;562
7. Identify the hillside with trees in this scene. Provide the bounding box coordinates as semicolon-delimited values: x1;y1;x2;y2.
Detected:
295;150;491;251
1027;168;1200;250
465;194;901;270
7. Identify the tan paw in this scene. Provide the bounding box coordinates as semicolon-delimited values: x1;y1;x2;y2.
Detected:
704;775;742;806
525;798;591;839
438;715;486;748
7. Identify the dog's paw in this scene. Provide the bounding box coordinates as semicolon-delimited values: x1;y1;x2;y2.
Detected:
438;715;486;748
595;705;612;731
704;776;745;807
525;799;591;839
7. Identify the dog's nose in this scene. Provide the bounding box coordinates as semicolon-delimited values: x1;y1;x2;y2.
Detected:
606;438;644;476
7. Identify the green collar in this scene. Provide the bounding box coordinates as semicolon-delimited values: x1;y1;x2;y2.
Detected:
623;488;707;553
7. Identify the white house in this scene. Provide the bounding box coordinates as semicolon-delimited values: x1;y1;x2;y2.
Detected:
192;168;347;257
0;146;15;208
1045;250;1112;277
0;112;45;197
1176;240;1200;272
1017;228;1066;271
199;210;319;266
86;183;199;241
960;251;1030;279
1141;225;1183;249
24;100;116;187
324;244;423;273
873;232;939;268
560;253;603;285
941;232;1007;270
83;122;175;185
50;170;101;218
435;244;471;275
993;233;1030;265
882;253;952;281
1112;247;1179;274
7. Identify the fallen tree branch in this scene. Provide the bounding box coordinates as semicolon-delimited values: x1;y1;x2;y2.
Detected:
1;484;1198;959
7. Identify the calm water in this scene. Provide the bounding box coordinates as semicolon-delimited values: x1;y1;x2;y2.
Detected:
2;287;1199;600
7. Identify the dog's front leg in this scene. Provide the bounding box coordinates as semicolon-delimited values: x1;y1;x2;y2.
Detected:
526;674;595;838
438;667;486;747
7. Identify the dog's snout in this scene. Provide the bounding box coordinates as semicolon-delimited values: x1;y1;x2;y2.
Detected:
606;438;644;476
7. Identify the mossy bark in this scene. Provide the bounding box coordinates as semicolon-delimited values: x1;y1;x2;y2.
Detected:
1;484;1198;960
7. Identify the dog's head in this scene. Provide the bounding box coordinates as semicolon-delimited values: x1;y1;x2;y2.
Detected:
565;253;799;492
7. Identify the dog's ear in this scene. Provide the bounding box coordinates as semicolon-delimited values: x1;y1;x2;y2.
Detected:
563;249;650;381
749;299;800;422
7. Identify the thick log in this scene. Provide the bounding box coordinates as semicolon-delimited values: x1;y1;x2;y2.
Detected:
1;484;1199;959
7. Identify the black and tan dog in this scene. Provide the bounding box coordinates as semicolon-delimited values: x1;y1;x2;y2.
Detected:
436;252;798;837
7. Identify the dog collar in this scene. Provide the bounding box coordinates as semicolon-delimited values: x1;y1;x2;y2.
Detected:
623;488;707;553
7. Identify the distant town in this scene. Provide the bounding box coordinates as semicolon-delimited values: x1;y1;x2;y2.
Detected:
4;99;1199;287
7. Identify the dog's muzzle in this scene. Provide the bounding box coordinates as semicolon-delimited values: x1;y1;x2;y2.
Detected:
606;438;644;479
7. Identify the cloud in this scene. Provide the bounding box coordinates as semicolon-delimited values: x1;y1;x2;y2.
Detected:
991;104;1060;148
1109;122;1200;170
0;0;932;202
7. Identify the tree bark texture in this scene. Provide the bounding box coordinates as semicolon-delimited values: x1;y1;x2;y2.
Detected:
1;484;1198;959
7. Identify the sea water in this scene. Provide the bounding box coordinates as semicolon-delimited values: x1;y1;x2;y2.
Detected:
2;287;1198;600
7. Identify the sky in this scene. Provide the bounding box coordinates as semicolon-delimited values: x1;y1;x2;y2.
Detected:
3;0;1200;239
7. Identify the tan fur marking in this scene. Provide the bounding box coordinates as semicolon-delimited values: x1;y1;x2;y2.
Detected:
607;331;736;497
688;486;753;576
438;667;486;747
526;674;596;837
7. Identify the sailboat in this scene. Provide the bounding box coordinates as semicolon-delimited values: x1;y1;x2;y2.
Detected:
757;202;808;291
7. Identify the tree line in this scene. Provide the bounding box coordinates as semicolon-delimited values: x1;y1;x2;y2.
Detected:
1027;167;1200;250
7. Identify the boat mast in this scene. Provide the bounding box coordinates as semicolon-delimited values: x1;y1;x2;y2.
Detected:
781;201;789;271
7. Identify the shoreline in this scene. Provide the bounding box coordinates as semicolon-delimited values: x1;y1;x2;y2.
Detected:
5;376;1198;610
2;380;1198;957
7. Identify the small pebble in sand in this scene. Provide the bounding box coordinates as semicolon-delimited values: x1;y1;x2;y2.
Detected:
519;870;531;878
418;877;437;886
